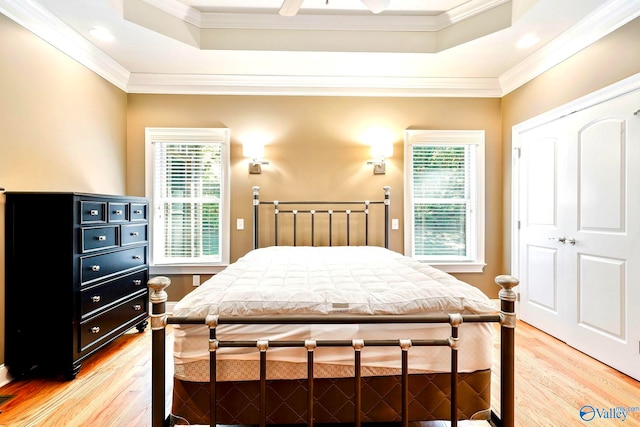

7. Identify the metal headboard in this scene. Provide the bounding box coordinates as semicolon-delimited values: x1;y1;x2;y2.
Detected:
252;186;390;249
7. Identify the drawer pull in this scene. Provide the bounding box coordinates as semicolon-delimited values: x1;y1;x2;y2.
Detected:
114;209;123;215
97;235;107;241
133;255;141;260
133;279;142;286
91;326;100;334
91;295;101;303
130;232;139;237
133;304;142;311
90;209;99;216
91;265;100;272
134;210;143;215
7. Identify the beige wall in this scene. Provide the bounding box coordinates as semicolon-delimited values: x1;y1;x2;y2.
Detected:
0;15;128;366
501;16;640;270
3;7;639;371
126;95;503;300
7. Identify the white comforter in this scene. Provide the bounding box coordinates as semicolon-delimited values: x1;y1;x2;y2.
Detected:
173;246;496;317
171;246;497;379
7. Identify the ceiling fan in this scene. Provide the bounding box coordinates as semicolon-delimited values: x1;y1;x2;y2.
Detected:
279;0;390;17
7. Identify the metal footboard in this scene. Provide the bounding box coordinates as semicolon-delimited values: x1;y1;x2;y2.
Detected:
149;275;518;427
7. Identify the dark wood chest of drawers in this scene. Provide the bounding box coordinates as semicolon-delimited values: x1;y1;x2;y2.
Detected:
4;192;149;379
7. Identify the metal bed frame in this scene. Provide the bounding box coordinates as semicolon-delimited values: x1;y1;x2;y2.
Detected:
253;185;391;249
148;186;516;427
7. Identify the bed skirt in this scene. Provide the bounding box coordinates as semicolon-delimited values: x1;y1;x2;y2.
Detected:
171;370;492;425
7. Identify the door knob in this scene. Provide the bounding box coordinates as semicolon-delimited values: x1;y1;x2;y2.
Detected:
567;238;577;245
549;236;566;243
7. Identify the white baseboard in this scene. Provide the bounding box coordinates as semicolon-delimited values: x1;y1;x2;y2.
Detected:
0;364;13;387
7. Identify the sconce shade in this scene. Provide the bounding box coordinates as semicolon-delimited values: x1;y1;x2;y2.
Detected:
243;141;265;159
371;141;394;159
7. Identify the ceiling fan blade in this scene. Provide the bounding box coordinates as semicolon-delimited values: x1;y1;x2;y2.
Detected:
361;0;390;14
279;0;304;17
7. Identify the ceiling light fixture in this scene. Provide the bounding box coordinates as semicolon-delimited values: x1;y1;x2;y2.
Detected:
89;27;115;43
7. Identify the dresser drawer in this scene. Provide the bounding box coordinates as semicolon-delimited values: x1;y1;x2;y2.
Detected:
81;246;147;284
79;294;147;351
130;203;148;222
121;224;148;246
80;201;106;224
108;202;128;222
80;269;147;318
81;226;119;252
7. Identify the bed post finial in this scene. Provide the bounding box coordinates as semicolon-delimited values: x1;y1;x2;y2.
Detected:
496;274;518;427
148;276;171;427
149;276;170;306
253;186;260;250
496;275;518;302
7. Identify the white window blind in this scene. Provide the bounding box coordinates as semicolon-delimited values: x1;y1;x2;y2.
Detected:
412;144;475;259
405;130;485;272
146;128;230;269
154;142;221;264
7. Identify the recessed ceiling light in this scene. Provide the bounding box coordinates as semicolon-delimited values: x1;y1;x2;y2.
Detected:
516;34;540;49
89;27;115;43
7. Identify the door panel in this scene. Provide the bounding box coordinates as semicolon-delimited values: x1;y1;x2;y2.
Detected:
526;245;558;312
527;136;557;226
578;118;625;232
577;254;625;340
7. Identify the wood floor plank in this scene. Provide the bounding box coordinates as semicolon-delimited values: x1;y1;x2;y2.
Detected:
0;321;638;426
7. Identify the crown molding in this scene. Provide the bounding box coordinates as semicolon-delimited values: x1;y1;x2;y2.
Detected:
0;0;130;91
435;0;510;28
126;73;503;97
499;0;640;95
124;0;513;53
140;0;510;32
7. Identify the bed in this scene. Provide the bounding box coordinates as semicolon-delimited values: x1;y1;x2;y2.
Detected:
149;186;517;427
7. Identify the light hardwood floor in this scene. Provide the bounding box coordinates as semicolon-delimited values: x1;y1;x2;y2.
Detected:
0;321;638;426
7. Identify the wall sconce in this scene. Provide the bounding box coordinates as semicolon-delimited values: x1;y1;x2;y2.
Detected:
243;141;269;174
367;141;393;174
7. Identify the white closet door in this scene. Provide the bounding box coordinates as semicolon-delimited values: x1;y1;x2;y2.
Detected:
564;91;640;380
517;89;640;381
518;120;570;342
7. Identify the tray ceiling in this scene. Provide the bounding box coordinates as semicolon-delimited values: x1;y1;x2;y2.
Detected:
1;0;638;96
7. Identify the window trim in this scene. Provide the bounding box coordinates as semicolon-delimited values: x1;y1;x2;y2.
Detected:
145;127;230;274
404;130;486;273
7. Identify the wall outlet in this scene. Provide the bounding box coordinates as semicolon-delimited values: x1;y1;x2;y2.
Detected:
192;274;200;287
391;219;399;230
236;218;244;230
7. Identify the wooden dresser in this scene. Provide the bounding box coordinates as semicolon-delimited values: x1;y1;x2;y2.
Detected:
4;192;149;379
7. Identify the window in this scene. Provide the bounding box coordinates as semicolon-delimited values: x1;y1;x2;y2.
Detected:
404;130;485;273
145;128;230;273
